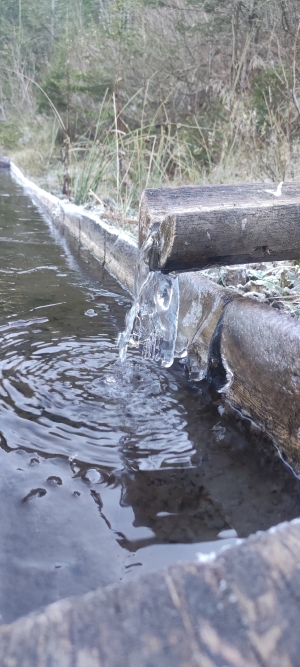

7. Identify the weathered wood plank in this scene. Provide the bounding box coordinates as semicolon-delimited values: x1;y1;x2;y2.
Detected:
219;299;300;473
139;183;300;271
178;272;300;472
2;519;300;666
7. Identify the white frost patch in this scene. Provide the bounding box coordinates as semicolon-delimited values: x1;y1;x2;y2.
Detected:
219;350;234;394
264;181;283;197
85;309;97;317
218;529;238;539
182;299;203;329
197;551;217;564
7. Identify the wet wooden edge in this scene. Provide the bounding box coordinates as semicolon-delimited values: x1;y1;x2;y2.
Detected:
9;162;137;295
2;519;300;666
9;161;300;471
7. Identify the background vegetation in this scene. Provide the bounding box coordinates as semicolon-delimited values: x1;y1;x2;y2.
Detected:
1;0;300;217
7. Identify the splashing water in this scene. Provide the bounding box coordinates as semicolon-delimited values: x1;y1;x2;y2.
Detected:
118;232;179;368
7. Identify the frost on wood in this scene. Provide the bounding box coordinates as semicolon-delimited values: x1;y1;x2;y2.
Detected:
139;183;300;272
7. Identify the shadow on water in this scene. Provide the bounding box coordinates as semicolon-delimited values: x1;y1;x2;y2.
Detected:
0;170;300;623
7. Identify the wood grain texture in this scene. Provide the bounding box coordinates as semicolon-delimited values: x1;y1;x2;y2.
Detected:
220;299;300;473
139;183;300;271
178;273;300;471
2;520;300;666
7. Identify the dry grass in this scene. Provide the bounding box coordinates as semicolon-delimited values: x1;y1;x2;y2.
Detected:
5;90;300;316
8;87;300;224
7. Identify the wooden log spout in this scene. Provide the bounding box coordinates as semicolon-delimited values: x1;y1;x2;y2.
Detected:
139;182;300;272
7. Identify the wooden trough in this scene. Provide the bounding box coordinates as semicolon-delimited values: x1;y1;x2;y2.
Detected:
7;161;300;472
3;162;300;667
141;184;300;474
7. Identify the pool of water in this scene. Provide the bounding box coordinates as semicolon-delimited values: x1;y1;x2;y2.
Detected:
1;171;300;624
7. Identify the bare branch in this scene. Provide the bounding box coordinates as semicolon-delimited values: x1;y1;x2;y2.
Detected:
292;21;300;117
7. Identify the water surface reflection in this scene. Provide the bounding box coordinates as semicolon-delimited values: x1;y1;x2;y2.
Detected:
0;172;300;624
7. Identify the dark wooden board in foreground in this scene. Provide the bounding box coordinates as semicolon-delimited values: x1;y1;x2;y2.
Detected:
140;182;300;271
2;519;300;666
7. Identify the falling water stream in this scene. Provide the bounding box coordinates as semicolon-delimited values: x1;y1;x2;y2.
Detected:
118;229;179;367
1;171;300;625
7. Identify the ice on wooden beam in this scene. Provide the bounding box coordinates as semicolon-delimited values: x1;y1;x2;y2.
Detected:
139;182;300;272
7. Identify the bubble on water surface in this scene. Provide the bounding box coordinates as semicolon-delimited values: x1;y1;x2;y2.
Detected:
85;308;97;317
82;469;103;484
